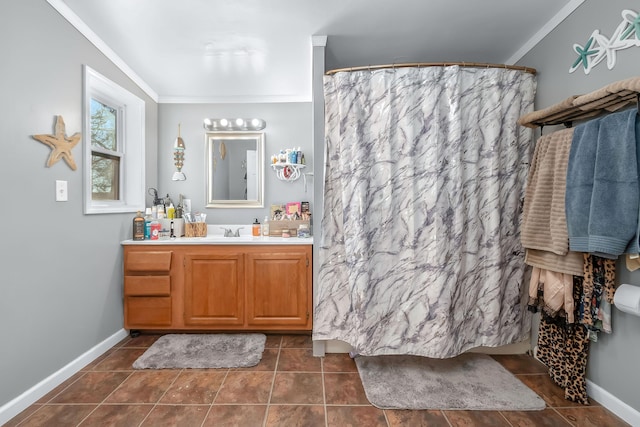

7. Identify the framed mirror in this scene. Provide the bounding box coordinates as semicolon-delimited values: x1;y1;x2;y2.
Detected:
206;131;265;208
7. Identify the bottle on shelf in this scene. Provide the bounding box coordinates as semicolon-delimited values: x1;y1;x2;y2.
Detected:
133;211;145;241
262;215;270;237
144;207;153;239
252;218;261;236
150;219;160;240
167;202;175;220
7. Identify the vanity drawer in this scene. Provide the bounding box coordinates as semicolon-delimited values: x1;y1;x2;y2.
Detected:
125;297;172;326
125;251;172;272
125;276;171;296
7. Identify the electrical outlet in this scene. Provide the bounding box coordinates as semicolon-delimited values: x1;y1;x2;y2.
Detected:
56;180;68;202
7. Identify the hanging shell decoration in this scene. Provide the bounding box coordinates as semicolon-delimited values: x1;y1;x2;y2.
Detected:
172;124;186;181
219;141;227;160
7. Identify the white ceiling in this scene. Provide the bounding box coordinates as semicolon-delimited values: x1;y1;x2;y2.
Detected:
55;0;581;103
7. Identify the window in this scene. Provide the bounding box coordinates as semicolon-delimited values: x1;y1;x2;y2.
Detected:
83;65;145;214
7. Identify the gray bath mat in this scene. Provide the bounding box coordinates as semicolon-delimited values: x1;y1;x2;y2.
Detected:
132;334;266;369
355;353;545;411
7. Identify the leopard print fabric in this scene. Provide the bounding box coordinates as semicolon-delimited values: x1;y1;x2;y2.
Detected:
537;276;590;405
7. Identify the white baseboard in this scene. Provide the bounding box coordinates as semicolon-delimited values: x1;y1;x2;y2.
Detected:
0;328;128;426
586;380;640;427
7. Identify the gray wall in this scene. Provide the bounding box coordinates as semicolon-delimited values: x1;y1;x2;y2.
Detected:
157;103;313;226
0;0;158;407
518;0;640;411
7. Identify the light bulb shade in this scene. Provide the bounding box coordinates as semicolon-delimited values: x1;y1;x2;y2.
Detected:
203;118;266;131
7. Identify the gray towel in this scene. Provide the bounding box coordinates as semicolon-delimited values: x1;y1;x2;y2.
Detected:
566;108;639;257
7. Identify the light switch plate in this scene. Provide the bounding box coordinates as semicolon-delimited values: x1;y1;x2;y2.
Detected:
56;180;68;202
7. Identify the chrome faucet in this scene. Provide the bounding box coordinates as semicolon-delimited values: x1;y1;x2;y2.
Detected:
220;227;244;237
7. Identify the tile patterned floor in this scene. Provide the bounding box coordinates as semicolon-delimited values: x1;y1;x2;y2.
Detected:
4;334;630;426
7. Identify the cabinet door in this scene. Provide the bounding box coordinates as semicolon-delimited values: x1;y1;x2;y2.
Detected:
184;252;244;326
246;250;311;329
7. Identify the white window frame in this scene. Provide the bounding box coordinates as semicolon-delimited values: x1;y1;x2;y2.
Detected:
83;65;145;214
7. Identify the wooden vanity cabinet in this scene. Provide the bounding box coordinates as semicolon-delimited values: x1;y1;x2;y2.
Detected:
123;250;173;329
123;244;312;332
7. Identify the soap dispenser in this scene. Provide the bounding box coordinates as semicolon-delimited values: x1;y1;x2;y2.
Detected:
262;215;270;237
252;218;261;236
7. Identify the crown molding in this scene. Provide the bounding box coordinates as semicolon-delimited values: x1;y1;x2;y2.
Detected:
505;0;586;65
46;0;159;102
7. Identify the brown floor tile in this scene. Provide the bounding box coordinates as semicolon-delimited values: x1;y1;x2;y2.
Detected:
141;404;209;426
444;410;511;426
159;370;226;404
278;348;322;371
265;334;283;348
491;354;549;375
36;372;85;403
235;348;278;372
385;409;450;426
7;337;630;427
214;371;273;404
324;372;370;405
118;333;162;348
323;353;358;372
2;405;42;427
281;334;313;348
266;405;325;426
51;371;130;404
500;408;572;426
91;348;146;371
204;405;267;427
556;406;631;426
105;370;179;404
77;404;152;427
517;374;596;408
80;348;117;371
18;404;96;427
326;406;387;427
271;372;324;404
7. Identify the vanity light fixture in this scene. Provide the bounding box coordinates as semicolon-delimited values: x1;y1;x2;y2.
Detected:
203;118;266;131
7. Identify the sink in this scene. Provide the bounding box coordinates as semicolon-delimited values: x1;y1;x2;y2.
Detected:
199;235;256;242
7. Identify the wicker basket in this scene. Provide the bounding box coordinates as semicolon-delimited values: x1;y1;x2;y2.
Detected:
184;222;207;237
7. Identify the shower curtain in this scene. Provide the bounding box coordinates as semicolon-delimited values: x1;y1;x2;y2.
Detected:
314;66;536;358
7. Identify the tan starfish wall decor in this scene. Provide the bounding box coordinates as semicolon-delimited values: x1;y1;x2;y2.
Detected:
32;115;81;170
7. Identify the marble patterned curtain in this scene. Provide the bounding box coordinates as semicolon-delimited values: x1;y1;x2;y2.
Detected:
314;66;536;358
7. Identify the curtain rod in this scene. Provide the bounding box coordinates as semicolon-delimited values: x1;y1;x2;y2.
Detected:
325;62;537;76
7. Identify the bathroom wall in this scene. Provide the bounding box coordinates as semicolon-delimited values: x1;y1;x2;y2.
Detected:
157;103;313;226
518;0;640;412
0;0;158;409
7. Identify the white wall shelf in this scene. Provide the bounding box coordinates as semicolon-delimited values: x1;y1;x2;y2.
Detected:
271;163;306;181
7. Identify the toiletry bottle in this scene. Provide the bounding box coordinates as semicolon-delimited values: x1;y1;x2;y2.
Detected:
167;202;175;220
262;215;270;237
133;211;145;241
144;208;153;239
150;219;160;240
252;218;261;236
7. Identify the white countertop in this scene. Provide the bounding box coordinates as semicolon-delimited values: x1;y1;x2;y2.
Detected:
122;223;313;245
121;235;313;245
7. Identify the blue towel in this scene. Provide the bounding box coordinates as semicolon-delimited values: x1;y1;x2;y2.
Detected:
566;108;640;257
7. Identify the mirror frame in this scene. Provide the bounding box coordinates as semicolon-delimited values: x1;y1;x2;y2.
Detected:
205;131;265;208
